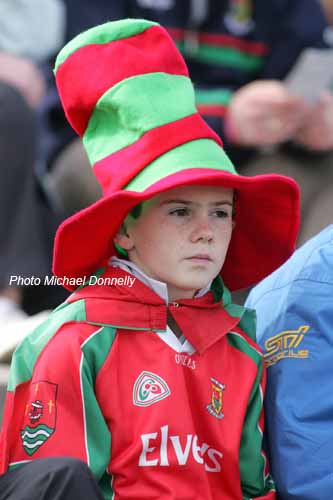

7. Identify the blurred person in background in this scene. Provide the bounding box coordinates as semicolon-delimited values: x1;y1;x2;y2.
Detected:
0;0;66;359
43;0;333;240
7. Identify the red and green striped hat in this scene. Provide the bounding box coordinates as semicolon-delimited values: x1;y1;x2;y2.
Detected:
53;19;300;291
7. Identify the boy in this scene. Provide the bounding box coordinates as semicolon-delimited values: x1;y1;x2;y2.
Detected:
0;19;300;499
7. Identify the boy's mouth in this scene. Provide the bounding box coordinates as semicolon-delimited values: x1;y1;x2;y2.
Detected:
186;254;212;262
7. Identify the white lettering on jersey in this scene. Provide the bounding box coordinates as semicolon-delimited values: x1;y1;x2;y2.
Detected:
139;425;223;472
169;434;192;465
174;353;196;370
139;432;158;466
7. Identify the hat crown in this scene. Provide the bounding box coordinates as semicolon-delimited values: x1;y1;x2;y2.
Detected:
54;19;235;195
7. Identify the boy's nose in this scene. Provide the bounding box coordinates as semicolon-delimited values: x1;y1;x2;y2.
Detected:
190;216;214;243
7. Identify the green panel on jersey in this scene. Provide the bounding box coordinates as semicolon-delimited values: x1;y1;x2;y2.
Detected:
80;326;116;477
99;470;115;500
227;332;267;497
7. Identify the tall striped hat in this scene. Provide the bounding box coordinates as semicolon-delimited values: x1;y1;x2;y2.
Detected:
53;19;300;291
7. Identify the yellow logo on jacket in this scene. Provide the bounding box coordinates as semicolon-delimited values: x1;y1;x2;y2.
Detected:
264;325;310;367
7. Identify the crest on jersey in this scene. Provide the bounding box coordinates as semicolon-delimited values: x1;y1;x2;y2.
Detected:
206;377;225;419
224;0;254;35
133;371;171;407
21;381;58;456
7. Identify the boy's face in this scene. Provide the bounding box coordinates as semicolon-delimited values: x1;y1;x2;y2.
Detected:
115;185;234;301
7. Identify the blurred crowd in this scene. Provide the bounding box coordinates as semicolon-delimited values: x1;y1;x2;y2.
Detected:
1;0;333;359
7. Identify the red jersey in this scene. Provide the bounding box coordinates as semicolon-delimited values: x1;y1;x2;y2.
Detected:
0;267;275;499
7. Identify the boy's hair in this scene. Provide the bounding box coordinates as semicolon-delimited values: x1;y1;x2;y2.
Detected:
115;203;143;257
129;203;143;219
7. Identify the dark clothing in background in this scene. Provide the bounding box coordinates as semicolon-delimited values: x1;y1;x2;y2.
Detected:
0;457;103;500
0;82;67;312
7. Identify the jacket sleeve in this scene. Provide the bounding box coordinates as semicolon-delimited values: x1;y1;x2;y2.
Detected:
247;276;333;500
239;353;276;500
0;320;116;482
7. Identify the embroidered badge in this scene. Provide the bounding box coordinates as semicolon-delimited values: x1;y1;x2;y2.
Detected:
206;378;225;419
133;371;171;407
21;381;58;456
264;325;310;367
224;0;254;35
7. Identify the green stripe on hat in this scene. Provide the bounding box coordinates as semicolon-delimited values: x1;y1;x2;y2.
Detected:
125;139;236;192
55;19;158;71
83;73;197;165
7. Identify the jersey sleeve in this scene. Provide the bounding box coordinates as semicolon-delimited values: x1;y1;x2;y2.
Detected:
239;353;276;500
0;320;116;482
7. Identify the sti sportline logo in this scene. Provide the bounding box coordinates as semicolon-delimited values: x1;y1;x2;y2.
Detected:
264;325;310;367
133;371;171;407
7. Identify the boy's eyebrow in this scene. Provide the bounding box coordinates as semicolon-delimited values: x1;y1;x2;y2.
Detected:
160;199;233;206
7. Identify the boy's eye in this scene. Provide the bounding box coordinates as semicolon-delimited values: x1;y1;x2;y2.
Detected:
169;208;190;216
214;209;231;218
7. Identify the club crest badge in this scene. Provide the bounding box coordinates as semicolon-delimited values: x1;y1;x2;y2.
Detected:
133;371;171;407
206;378;225;419
21;381;58;456
224;0;254;35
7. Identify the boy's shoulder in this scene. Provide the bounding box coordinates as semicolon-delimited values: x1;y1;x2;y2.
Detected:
226;324;264;370
14;267;165;360
221;297;264;368
7;277;131;392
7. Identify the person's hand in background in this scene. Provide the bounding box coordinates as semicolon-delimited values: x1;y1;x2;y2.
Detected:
225;80;307;147
0;51;46;108
293;90;333;151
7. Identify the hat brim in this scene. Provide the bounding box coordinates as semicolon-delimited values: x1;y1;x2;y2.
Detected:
53;169;299;291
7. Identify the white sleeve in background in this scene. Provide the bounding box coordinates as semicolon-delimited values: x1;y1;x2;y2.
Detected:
0;0;66;61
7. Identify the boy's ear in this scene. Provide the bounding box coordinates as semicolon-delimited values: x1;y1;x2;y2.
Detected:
114;226;134;251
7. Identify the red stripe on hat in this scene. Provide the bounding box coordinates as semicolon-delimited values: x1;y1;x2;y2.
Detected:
93;113;222;195
56;25;189;137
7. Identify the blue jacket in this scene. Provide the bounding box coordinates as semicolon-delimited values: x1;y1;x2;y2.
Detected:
245;225;333;500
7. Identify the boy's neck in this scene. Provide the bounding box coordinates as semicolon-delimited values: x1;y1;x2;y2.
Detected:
109;256;212;304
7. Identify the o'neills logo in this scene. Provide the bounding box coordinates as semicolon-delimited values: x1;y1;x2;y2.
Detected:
139;425;223;472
